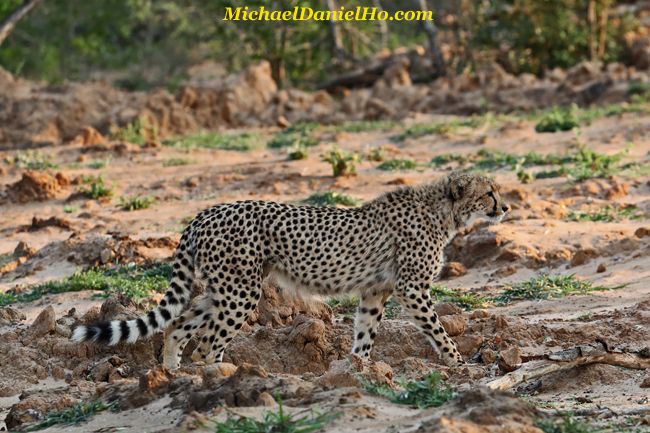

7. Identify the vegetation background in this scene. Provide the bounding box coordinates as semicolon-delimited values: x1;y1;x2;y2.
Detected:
0;0;641;88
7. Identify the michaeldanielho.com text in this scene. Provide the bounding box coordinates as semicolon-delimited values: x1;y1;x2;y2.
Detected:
224;6;434;21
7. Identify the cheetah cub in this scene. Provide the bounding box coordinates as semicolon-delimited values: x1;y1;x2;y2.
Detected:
73;172;509;367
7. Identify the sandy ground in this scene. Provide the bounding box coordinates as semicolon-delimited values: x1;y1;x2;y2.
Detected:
0;107;649;432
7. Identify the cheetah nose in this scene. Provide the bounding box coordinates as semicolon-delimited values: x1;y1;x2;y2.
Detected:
502;205;510;213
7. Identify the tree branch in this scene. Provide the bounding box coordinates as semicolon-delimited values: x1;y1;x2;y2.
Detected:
0;0;44;47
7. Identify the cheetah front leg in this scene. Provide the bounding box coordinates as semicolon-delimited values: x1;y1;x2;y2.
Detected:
394;274;464;367
351;291;392;358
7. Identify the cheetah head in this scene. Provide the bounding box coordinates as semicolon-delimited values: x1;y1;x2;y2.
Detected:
447;172;509;228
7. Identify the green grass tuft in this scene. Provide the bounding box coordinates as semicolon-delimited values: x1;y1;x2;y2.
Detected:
77;175;113;199
430;153;468;167
430;286;489;311
332;120;398;133
268;123;319;149
87;157;111;169
0;263;172;307
376;158;417;171
496;274;623;304
213;398;337;433
321;148;358;177
164;131;261;151
567;205;646;222
26;400;118;432
535;415;601;433
535;106;579;133
118;195;155;211
4;151;59;170
393;117;484;141
287;144;309;160
301;192;361;207
362;372;455;409
326;295;359;316
110;116;157;145
163;157;192;167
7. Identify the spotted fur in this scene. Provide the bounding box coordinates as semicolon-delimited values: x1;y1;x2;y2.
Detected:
72;172;509;368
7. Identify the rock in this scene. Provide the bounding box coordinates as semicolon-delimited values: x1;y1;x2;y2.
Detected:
316;356;393;388
596;263;607;273
258;392;276;406
30;306;56;338
498;346;522;372
470;310;490;320
202;363;238;381
435;303;464;317
7;171;64;203
481;348;497;364
13;241;36;258
570;249;597;267
100;248;114;264
641;375;650;388
454;335;484;357
441;262;467;279
0;307;26;324
440;315;467;337
139;366;176;391
635;227;650;238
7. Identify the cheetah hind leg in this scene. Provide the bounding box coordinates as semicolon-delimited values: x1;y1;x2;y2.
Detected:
351;291;391;358
162;295;213;369
191;285;262;364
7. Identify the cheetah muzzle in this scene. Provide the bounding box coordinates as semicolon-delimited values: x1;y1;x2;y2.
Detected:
72;172;509;368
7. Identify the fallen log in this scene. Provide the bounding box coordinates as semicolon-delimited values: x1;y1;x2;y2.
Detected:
486;343;650;391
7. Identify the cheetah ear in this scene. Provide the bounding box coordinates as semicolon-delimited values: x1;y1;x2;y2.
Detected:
448;173;472;201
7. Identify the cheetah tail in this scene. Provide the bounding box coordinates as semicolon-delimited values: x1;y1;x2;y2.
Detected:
71;258;194;345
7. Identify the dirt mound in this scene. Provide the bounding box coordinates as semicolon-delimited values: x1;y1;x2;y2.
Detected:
1;233;179;282
2;57;649;150
5;171;69;203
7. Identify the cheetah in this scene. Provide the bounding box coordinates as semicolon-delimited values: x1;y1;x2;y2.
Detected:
72;172;509;368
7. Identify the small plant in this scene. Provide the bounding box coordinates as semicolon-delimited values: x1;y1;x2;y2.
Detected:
535;415;600;433
430;286;489;311
110;116;157;145
268;123;319;149
5;151;58;170
393;117;486;141
326;295;359;315
213;398;337;433
301;192;361;207
377;158;417;171
430;153;468;167
164;131;261;151
77;175;113;199
535;105;579;133
567;205;645;222
516;168;534;184
118;195;155;211
322;148;358;177
383;298;402;319
362;372;455;409
0;263;172;306
63;205;78;214
25;400;118;431
576;312;593;322
87;157;111;169
567;145;626;181
365;147;385;162
496;274;623;304
333;120;398;133
163;157;192;167
287;144;309;160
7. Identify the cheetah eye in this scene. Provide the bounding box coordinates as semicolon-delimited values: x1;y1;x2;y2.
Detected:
486;191;495;198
